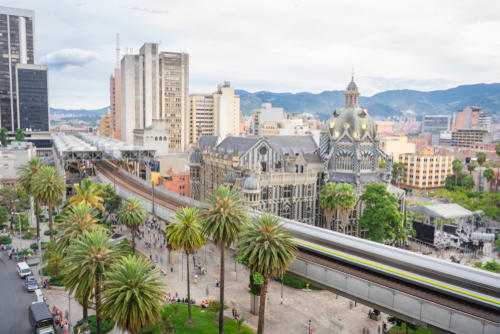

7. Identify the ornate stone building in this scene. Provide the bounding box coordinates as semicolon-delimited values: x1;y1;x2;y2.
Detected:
190;77;405;237
319;77;403;237
189;135;323;225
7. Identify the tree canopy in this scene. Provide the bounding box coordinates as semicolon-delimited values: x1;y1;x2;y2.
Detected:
359;183;406;243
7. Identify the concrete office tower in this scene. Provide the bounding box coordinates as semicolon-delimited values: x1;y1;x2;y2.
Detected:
251;103;285;135
121;54;140;144
110;69;121;139
120;43;188;151
15;64;49;131
213;82;240;140
189;94;215;144
0;6;35;131
188;82;241;145
159;51;189;152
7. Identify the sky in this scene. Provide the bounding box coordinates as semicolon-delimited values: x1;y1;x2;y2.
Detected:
6;0;500;109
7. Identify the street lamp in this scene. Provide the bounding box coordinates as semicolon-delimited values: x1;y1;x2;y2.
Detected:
308;320;311;334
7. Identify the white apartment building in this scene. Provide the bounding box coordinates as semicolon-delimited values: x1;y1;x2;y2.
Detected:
188;82;241;145
133;120;169;155
0;141;37;186
121;43;188;152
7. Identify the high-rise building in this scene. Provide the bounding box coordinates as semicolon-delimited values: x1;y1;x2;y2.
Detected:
399;149;453;190
120;43;188;152
110;68;121;139
451;129;492;147
453;106;492;133
97;113;112;137
15;64;49;131
188;82;241;145
159;51;189;152
0;6;35;131
421;115;451;134
251;103;285;135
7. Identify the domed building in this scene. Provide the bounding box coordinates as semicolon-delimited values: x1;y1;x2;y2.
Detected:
319;77;402;237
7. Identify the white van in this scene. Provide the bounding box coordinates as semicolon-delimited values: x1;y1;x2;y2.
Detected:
17;261;32;278
32;289;45;304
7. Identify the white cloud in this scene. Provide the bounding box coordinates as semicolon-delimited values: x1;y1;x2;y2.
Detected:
3;0;500;108
39;48;99;70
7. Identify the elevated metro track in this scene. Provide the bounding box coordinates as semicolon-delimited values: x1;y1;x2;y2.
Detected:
96;161;500;330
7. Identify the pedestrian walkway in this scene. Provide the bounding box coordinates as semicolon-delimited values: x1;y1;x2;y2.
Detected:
130;217;387;334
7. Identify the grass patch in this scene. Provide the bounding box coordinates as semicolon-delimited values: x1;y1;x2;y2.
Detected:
0;236;12;244
23;232;35;240
44;230;58;236
276;274;322;290
141;304;254;334
389;323;436;334
74;315;114;334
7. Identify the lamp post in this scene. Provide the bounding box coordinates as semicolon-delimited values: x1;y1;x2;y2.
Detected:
308;320;311;334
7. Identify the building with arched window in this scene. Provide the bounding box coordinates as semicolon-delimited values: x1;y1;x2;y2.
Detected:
319;77;404;237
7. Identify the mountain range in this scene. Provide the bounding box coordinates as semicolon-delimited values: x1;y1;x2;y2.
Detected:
237;83;500;120
50;83;500;122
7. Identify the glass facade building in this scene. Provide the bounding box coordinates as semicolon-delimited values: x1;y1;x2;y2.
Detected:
16;64;49;131
0;6;35;131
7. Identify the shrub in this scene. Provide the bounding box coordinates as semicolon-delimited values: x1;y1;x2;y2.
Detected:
249;272;264;296
208;300;221;313
44;230;58;236
74;315;114;334
30;242;47;251
48;276;65;287
0;236;12;244
276;274;322;290
23;232;35;240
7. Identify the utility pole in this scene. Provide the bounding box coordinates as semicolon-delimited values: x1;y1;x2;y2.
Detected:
68;294;72;333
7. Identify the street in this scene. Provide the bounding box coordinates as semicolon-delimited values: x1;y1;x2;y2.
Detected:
0;251;35;334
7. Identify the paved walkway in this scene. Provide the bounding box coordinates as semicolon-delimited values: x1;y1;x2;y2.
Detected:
12;219;387;334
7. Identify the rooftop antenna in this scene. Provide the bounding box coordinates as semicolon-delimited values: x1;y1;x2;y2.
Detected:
115;33;120;69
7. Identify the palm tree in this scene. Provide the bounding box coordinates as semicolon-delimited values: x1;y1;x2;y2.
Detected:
69;178;105;211
467;161;477;176
484;168;495;193
32;166;65;241
236;214;297;334
56;203;101;253
102;255;165;334
166;207;206;323
476;152;487;191
319;183;356;232
200;185;248;334
117;197;146;254
452;159;463;186
64;230;122;334
18;158;45;240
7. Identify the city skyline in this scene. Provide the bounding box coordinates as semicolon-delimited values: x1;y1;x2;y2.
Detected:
3;0;500;109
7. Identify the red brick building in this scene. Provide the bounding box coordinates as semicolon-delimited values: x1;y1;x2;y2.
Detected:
160;168;190;197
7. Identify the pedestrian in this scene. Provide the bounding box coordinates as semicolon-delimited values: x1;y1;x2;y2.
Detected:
155;254;158;263
150;254;153;261
170;264;174;272
232;308;236;318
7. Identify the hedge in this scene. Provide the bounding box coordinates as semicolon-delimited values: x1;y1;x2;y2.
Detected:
74;315;114;334
276;274;322;290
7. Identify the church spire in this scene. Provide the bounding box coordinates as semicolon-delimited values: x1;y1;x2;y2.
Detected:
344;75;359;108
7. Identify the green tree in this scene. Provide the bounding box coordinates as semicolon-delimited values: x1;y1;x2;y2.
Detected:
378;161;387;169
70;178;104;211
236;214;297;334
391;162;405;187
58;204;101;323
64;230;121;334
476;152;487;191
359;183;406;243
32;166;65;241
102;255;165;334
42;240;64;277
452;159;463;186
200;185;248;334
0;127;7;146
467;161;477;175
484;168;495;193
117;197;146;254
98;183;121;222
0;185;29;229
18;157;45;240
319;183;356;231
15;128;24;141
166;207;206;323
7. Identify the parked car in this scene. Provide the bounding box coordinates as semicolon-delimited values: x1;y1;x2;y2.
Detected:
25;275;38;292
17;261;32;278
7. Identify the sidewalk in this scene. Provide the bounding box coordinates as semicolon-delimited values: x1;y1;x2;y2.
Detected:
131;217;387;334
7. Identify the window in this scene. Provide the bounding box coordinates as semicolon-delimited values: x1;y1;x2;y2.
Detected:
283;185;293;198
275;161;282;169
336;153;353;171
261;161;267;172
261;187;268;200
360;152;372;170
